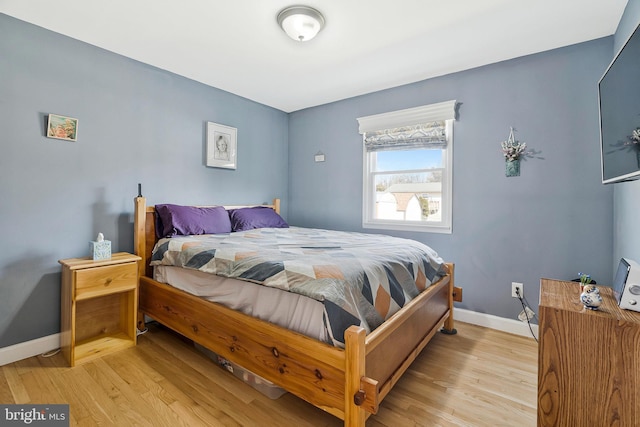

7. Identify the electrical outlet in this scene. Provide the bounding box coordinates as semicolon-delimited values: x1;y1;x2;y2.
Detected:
512;282;523;298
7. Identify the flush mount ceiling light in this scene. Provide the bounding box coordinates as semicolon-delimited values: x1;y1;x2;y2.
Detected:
277;5;325;42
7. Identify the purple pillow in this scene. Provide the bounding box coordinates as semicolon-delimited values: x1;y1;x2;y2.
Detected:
155;204;232;237
229;207;289;231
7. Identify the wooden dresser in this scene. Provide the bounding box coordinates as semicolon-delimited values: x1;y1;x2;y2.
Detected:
538;278;640;426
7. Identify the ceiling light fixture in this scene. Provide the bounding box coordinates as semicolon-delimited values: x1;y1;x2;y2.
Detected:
277;5;325;42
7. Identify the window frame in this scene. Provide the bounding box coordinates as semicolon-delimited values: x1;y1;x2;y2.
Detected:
362;120;453;234
357;101;456;234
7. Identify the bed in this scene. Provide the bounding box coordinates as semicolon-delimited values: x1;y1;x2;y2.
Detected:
133;196;461;426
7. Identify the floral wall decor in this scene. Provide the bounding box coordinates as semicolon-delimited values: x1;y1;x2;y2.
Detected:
501;127;529;177
629;128;640;145
627;127;640;167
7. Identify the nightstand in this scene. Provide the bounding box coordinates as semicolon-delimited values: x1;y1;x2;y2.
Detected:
59;252;141;366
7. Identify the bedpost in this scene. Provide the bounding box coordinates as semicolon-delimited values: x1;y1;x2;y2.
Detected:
134;196;147;332
272;198;281;214
134;196;146;278
344;326;366;427
442;262;458;334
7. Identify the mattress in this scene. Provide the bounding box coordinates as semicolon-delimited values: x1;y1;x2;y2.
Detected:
154;265;331;344
151;226;447;346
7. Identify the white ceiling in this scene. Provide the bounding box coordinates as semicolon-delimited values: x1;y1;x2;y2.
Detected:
0;0;629;112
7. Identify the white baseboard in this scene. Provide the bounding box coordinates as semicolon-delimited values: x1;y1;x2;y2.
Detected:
455;308;539;340
0;334;60;366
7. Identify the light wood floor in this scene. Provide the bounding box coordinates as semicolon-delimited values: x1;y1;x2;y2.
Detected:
1;322;538;426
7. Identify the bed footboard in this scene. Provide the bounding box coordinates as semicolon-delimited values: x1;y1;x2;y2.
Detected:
139;274;454;426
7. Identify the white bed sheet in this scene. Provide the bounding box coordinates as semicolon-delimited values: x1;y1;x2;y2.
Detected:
154;265;330;344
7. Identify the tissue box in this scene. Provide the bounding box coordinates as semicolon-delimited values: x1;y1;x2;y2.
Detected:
90;240;111;260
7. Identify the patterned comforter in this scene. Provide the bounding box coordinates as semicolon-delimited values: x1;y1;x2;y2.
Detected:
150;227;447;346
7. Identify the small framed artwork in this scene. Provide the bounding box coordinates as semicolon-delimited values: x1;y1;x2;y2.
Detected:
47;114;78;141
206;122;237;169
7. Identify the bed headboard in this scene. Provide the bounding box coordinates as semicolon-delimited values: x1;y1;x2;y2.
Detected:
134;197;281;279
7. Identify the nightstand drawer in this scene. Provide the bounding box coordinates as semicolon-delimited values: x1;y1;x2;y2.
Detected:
75;262;137;300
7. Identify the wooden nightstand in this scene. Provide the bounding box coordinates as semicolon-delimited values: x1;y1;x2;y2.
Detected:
59;252;141;366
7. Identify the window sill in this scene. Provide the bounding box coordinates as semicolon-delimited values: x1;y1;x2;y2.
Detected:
363;220;452;234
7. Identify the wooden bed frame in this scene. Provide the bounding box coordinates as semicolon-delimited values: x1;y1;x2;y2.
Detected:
133;196;461;426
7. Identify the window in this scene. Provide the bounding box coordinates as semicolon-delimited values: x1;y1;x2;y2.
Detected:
357;101;455;234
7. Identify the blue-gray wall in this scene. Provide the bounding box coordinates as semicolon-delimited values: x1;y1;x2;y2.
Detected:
288;38;614;320
0;14;289;348
613;0;640;270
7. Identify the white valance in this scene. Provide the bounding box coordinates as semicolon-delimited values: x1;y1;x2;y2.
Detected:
356;100;456;134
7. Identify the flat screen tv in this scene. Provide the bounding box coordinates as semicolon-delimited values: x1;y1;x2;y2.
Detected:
599;21;640;184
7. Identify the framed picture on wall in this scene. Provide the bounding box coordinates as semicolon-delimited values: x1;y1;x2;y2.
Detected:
47;114;78;141
206;122;237;169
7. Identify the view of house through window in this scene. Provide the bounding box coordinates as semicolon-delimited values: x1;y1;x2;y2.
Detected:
373;149;443;222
